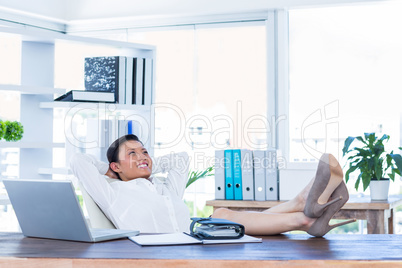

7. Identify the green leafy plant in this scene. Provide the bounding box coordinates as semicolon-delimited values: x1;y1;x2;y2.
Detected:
0;120;24;142
342;132;402;191
0;121;5;140
186;166;214;188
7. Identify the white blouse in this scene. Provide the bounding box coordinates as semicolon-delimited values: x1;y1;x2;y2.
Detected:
69;152;191;233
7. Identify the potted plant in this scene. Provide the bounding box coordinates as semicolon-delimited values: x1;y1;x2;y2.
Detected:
0;120;24;142
342;132;402;200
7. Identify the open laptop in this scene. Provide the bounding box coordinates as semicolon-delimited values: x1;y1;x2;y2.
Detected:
3;179;139;242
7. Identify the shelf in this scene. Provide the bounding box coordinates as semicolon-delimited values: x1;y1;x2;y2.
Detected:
0;26;155;53
39;101;152;112
0;142;65;149
38;167;72;175
0;84;66;94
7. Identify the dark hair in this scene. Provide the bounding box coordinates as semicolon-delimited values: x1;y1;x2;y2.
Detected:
107;134;143;164
106;134;143;180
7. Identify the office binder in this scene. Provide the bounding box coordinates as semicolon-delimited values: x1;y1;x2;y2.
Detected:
118;57;126;104
253;150;266;201
214;150;225;200
127;121;133;134
84;56;125;103
125;57;134;104
224;150;234;200
241;149;254;200
232;149;243;200
143;58;153;105
54;90;115;103
265;149;278;200
133;57;144;105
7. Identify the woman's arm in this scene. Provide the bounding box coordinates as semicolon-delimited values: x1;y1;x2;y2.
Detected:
69;153;117;209
151;152;190;198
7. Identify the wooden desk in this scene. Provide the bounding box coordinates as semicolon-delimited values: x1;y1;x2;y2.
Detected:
206;195;402;234
0;232;401;267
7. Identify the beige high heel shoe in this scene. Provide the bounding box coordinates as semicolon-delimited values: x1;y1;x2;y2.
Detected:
307;181;356;237
304;153;344;218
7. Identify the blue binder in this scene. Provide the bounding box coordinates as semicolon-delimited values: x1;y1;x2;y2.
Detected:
127;121;133;134
232;149;243;200
224;150;234;200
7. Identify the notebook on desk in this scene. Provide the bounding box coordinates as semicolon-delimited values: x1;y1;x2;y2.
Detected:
3;179;139;242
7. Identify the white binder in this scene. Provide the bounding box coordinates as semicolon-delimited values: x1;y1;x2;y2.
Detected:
117;56;126;104
241;149;254;200
125;57;134;104
143;58;153;105
214;150;225;200
265;149;278;200
253;150;266;201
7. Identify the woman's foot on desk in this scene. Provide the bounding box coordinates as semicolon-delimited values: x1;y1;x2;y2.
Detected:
307;181;356;237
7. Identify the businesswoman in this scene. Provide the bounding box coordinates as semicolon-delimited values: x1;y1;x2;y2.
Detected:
70;134;355;236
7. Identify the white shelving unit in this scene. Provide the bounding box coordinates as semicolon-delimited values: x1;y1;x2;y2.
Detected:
0;26;156;180
0;142;65;148
39;101;152;111
0;84;65;94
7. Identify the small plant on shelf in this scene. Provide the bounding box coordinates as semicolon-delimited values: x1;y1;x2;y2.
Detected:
0;120;24;142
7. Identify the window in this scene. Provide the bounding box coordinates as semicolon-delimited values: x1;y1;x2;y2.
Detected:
128;22;267;214
0;34;21;179
0;33;21;231
128;26;196;154
289;2;402;194
0;33;21;123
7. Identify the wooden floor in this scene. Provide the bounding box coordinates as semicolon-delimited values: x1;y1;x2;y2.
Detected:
1;232;401;267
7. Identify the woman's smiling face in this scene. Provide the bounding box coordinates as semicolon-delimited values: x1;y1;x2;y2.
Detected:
111;140;153;181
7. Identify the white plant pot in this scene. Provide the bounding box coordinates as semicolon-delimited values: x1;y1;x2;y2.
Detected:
369;179;390;201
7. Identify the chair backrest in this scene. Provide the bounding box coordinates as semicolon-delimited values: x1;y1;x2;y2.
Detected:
78;178;116;229
79;175;166;229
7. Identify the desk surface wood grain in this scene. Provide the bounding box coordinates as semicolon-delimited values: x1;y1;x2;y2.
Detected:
1;232;401;261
